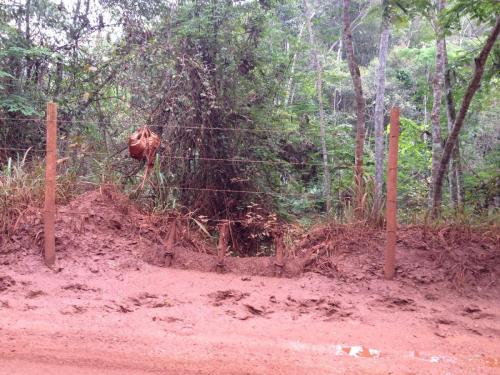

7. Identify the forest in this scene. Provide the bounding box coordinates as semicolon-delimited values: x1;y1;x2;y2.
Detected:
1;1;500;373
1;0;499;234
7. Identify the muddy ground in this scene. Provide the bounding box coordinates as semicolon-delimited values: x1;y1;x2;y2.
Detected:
0;189;499;374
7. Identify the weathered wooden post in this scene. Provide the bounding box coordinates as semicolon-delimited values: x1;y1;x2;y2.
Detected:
44;102;57;267
274;231;284;277
216;221;229;273
164;219;177;267
385;107;400;280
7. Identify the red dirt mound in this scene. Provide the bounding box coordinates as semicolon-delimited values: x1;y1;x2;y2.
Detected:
293;222;500;294
1;188;499;295
1;188;303;277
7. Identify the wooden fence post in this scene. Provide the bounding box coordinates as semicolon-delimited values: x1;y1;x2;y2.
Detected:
44;102;57;266
274;232;284;277
384;107;400;280
216;221;229;273
164;219;177;267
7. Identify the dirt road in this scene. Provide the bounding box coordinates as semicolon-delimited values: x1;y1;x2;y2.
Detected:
1;260;499;374
2;189;499;373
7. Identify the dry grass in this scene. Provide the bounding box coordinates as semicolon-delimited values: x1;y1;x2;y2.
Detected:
0;152;79;248
289;219;499;292
0;153;44;243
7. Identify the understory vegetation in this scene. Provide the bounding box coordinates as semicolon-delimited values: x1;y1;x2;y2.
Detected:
1;0;499;252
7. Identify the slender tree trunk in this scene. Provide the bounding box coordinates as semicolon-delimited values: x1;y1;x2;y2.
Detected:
342;0;366;219
373;0;390;219
25;0;30;43
429;0;446;208
337;39;342;64
443;39;460;208
54;61;63;99
285;23;305;107
71;0;82;63
432;16;500;217
25;0;32;80
303;0;331;211
456;147;464;206
444;38;465;207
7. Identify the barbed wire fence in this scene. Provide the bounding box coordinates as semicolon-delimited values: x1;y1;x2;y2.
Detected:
0;111;358;209
0;102;365;275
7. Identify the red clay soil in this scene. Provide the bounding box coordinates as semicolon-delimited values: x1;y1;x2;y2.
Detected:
0;189;499;374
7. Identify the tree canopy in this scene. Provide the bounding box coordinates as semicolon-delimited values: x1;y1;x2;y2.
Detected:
1;0;499;235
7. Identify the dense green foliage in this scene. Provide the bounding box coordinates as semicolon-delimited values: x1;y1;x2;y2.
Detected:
1;0;498;228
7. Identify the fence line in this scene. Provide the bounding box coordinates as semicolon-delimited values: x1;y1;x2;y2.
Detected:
3;104;403;281
0;147;355;169
0;117;337;137
1;183;323;198
2;111;348;227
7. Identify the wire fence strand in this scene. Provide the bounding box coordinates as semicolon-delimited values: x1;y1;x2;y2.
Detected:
1;116;349;224
0;117;338;137
1;183;321;198
0;147;354;169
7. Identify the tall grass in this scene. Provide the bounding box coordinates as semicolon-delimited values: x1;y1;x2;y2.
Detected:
0;150;80;242
0;150;44;238
2;147;496;249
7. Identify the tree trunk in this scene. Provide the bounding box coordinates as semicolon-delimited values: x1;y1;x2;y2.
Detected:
456;148;464;206
25;0;32;80
337;38;342;65
373;0;390;219
285;23;305;107
342;0;366;219
54;61;63;99
25;0;31;43
432;16;500;217
443;38;460;208
303;0;331;211
429;0;446;208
